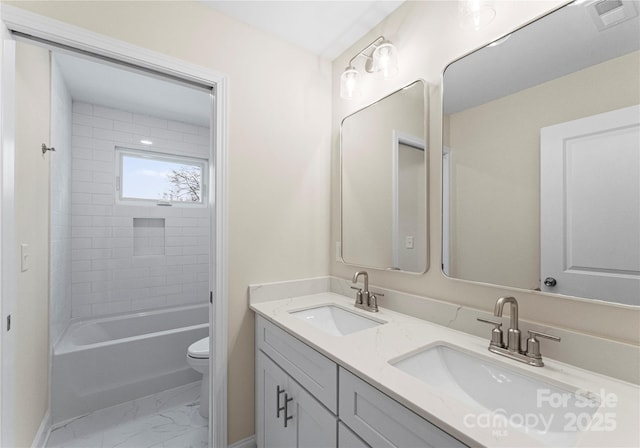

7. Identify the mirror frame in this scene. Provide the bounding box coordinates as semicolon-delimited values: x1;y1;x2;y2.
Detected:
440;0;640;307
340;79;429;274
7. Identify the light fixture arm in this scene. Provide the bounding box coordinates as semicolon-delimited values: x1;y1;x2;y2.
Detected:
347;36;386;72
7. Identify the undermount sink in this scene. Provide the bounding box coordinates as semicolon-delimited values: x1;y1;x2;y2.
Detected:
290;304;384;336
390;344;601;445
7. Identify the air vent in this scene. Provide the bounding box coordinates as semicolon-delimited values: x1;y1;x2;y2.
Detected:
588;0;638;30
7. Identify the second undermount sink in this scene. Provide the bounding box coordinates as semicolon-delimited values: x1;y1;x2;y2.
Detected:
390;344;601;445
290;304;384;336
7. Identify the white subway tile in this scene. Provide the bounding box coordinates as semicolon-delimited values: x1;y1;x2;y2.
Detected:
92;149;115;162
73;113;113;130
72;148;93;160
167;121;202;135
72;260;91;272
72;169;92;182
148;126;184;142
72;193;92;205
71;304;92;318
183;133;209;146
94;105;133;123
71;282;91;294
112;226;133;237
92;237;113;249
72;238;92;250
133;113;167;129
72;102;92;115
92;194;114;205
91;300;131;316
93;127;132;144
72;215;92;227
113;120;148;135
72;124;92;137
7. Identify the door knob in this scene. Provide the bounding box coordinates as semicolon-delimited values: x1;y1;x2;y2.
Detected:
544;277;557;287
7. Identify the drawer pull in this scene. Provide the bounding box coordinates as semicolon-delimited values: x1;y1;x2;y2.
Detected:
276;385;285;418
284;393;294;428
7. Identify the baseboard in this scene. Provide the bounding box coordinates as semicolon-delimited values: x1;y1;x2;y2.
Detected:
228;434;256;448
31;410;51;448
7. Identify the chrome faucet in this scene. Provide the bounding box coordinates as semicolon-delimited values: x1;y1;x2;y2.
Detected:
351;271;382;312
478;296;560;367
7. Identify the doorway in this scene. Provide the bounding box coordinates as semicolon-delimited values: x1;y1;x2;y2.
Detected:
0;6;228;448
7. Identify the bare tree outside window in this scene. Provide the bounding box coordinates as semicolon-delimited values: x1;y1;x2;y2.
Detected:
163;166;201;202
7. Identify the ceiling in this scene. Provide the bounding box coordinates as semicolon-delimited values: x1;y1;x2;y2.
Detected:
55;1;405;127
203;1;405;59
55;52;212;126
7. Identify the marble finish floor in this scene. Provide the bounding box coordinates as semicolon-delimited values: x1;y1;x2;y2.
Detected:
46;382;208;448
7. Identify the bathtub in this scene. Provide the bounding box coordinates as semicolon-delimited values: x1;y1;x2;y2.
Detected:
52;304;209;424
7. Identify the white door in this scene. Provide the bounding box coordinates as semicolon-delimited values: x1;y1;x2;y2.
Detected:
540;105;640;305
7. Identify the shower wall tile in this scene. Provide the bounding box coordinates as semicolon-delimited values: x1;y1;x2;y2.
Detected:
70;101;210;318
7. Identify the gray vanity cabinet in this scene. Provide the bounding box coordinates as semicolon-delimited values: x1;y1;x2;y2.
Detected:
256;316;338;448
255;315;467;448
256;351;337;448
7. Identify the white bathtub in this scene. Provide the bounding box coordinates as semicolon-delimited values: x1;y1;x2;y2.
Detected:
52;304;209;424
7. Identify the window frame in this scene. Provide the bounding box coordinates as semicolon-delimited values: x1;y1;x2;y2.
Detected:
115;146;208;207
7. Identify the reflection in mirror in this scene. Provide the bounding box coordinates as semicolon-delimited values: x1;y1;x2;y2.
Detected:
443;0;639;305
341;80;427;273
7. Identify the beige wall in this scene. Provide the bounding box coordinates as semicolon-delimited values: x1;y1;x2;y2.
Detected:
447;51;640;289
7;1;331;444
331;0;639;351
14;41;50;448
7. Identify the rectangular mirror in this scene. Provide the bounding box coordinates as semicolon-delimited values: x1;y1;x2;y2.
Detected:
341;80;428;273
443;0;639;306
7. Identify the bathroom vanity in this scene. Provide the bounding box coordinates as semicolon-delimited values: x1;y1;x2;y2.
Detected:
251;289;640;447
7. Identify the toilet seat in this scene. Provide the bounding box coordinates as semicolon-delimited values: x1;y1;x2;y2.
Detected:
188;337;209;359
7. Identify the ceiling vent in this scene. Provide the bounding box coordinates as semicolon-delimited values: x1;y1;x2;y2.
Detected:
588;0;638;30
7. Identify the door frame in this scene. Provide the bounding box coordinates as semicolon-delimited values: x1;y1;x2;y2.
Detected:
390;130;425;270
0;5;229;447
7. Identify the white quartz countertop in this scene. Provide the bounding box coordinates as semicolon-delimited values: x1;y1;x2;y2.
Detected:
250;292;640;448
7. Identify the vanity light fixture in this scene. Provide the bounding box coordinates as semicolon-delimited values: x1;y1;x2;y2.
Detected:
140;139;153;145
458;0;496;30
339;35;399;100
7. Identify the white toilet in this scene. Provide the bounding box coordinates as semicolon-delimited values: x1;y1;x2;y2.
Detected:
187;336;210;418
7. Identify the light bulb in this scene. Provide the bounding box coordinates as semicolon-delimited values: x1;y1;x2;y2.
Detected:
373;42;398;79
340;67;360;99
458;0;495;30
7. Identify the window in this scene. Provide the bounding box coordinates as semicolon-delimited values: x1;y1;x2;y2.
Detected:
117;148;207;205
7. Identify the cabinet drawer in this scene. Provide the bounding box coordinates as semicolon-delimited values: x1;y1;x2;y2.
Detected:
256;315;338;413
339;368;467;448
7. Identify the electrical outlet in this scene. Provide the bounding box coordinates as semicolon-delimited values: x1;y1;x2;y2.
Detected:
405;236;414;250
20;243;30;272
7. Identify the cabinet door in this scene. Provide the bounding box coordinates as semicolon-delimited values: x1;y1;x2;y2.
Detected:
257;351;337;448
256;352;294;448
287;376;337;448
338;422;370;448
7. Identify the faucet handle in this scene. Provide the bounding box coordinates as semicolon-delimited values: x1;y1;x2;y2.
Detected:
527;329;561;342
350;286;361;291
526;330;560;362
477;318;504;348
477;318;502;327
